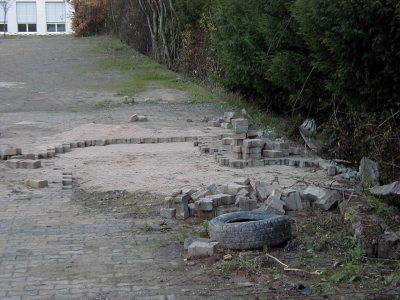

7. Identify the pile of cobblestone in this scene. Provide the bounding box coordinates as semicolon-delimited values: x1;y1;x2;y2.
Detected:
160;177;342;220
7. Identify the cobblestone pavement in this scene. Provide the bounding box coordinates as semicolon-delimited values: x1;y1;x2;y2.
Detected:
0;37;230;299
0;179;201;300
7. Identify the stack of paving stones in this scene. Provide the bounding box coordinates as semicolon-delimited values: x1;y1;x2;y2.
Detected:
1;146;42;169
196;111;322;170
160;177;340;220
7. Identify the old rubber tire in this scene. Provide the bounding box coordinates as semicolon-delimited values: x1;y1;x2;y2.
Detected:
209;212;291;250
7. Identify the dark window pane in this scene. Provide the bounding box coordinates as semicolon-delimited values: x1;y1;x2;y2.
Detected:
47;24;56;32
28;24;36;32
57;24;66;32
0;24;7;32
18;24;27;32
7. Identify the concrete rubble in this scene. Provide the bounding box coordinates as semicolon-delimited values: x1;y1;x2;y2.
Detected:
160;178;343;220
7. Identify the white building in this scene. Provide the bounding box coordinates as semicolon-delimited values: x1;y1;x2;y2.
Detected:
0;0;74;35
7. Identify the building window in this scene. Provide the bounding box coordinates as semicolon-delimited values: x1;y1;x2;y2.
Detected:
46;2;66;33
0;1;8;32
17;2;37;32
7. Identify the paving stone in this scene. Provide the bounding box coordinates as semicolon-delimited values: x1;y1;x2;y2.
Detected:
221;183;249;195
1;147;18;156
238;197;257;211
263;150;283;158
195;198;214;211
221;122;232;129
164;197;174;208
6;159;20;168
24;179;48;189
25;160;41;169
327;165;336;176
188;241;219;258
191;188;212;201
234;177;250;185
160;208;176;219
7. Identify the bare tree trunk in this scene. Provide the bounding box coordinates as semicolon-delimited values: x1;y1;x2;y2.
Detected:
133;0;180;66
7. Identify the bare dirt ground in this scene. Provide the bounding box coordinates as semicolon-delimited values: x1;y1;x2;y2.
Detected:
0;37;398;300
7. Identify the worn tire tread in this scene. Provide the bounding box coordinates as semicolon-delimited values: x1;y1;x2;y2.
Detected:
209;212;291;250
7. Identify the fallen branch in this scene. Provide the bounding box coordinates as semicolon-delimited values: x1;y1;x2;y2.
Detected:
265;253;322;275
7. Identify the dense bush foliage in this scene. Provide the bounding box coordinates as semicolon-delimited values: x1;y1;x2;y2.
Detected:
71;0;399;182
69;0;109;37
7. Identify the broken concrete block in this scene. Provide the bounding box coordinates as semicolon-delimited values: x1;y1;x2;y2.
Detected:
234;177;250;185
25;179;48;189
359;157;379;184
235;188;250;205
130;114;139;122
191;188;212;201
195;198;214;211
282;192;302;210
265;196;285;215
254;185;269;201
263;150;283;158
304;185;341;210
188;241;219;258
221;183;249;195
314;189;341;210
271;189;282;200
370;181;400;198
281;188;297;197
160;208;176;219
303;185;328;201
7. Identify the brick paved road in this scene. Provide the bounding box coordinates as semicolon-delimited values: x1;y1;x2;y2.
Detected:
0;37;227;300
0;183;195;299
